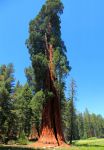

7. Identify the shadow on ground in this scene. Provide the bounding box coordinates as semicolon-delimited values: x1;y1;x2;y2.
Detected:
0;146;42;150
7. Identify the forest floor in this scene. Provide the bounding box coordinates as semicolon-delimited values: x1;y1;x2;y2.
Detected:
0;138;104;150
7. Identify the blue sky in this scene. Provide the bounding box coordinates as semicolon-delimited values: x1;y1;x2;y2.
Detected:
0;0;104;116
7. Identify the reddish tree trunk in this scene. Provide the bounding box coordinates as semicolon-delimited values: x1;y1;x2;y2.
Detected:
38;45;65;146
29;125;39;141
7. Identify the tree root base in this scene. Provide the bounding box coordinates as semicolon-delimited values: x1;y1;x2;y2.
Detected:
29;141;70;149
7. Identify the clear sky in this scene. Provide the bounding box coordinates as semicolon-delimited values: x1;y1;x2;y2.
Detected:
0;0;104;116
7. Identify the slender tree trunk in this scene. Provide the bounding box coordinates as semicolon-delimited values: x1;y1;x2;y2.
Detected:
38;44;65;146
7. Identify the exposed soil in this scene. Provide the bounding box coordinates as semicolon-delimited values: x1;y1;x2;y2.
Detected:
29;142;70;149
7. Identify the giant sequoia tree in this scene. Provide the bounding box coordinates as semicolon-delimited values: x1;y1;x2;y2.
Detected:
26;0;71;146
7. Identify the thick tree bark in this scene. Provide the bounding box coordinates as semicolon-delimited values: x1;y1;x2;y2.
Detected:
38;44;65;146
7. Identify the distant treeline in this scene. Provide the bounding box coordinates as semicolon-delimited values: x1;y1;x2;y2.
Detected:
0;64;104;144
66;109;104;140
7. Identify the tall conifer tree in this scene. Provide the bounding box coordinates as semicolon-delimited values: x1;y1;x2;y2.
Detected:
26;0;71;146
0;64;15;142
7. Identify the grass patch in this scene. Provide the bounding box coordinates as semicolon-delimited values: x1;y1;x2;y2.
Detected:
69;138;104;150
53;138;104;150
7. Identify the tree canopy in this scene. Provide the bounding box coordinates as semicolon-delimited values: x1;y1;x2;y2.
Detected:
26;0;71;93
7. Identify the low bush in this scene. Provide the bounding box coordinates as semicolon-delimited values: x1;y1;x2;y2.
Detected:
17;131;28;145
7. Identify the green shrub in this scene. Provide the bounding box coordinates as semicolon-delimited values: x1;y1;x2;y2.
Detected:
17;131;28;145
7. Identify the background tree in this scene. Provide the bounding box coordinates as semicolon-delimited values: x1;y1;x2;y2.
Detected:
83;110;104;139
65;79;78;144
13;83;33;137
77;113;84;139
0;64;15;143
30;90;45;137
83;109;92;138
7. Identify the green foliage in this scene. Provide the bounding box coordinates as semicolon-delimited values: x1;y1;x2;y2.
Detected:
82;109;104;139
30;90;44;135
13;83;33;137
30;90;44;111
73;109;104;140
26;0;71;94
17;131;28;145
64;79;78;144
65;99;78;142
0;64;15;142
53;48;70;79
32;53;48;91
77;113;84;139
25;67;35;93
